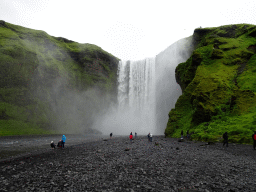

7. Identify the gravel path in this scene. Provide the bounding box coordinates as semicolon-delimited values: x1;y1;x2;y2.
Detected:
0;135;256;192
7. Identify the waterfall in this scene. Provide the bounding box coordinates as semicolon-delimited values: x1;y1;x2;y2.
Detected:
116;37;193;135
92;37;193;135
117;58;156;134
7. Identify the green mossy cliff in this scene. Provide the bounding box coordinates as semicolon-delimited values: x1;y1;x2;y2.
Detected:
0;20;120;135
165;24;256;144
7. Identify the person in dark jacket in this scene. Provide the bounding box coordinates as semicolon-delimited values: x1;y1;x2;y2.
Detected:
252;131;256;150
148;133;150;142
223;132;228;147
186;130;190;140
181;130;183;137
110;133;113;139
57;140;63;148
50;141;55;149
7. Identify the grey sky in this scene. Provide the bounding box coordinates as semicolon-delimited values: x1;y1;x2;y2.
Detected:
1;0;256;60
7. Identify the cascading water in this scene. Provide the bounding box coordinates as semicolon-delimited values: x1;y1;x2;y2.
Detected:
93;37;193;135
117;58;156;134
116;37;193;135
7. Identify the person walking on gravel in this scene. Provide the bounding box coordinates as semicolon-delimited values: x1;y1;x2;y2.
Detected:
129;133;133;143
223;132;228;147
110;133;113;139
62;135;66;148
148;133;150;142
252;131;256;150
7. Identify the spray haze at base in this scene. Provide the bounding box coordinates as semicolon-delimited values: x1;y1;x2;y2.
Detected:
93;37;194;135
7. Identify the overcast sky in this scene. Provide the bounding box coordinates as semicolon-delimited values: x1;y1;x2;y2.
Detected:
1;0;256;60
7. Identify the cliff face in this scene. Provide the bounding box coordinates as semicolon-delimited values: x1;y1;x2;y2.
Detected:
165;24;256;144
0;20;120;135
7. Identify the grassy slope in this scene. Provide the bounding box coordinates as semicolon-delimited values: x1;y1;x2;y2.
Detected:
165;24;256;144
0;21;120;136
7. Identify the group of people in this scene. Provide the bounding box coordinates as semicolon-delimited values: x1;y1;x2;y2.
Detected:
181;130;191;140
50;135;66;149
181;129;256;150
50;131;256;150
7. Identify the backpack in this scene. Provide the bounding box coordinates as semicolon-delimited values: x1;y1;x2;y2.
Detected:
254;134;256;140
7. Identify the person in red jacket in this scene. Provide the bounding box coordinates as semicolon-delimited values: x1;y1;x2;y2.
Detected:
252;131;256;150
129;133;133;143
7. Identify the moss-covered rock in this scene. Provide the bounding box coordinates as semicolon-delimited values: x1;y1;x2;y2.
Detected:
166;24;256;144
0;21;120;136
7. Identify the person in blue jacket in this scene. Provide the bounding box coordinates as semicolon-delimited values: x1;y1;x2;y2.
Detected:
62;135;66;148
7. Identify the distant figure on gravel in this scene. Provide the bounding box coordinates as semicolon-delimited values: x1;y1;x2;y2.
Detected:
148;133;150;141
223;132;228;147
186;130;190;140
62;135;66;148
149;133;153;142
252;131;256;150
110;133;113;139
129;134;133;143
130;132;133;136
50;141;56;149
181;130;183;137
135;132;137;138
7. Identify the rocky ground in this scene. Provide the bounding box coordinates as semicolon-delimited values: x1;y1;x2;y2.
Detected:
0;135;256;192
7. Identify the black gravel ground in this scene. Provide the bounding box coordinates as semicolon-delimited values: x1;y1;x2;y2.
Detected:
0;135;256;192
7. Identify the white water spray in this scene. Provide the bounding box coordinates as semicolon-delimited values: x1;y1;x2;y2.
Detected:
93;37;193;135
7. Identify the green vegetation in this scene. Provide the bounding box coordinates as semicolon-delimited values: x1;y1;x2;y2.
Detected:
0;20;120;136
166;24;256;144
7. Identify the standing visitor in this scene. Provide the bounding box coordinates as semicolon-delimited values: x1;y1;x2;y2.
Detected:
181;130;183;137
110;133;113;139
186;130;189;139
148;133;150;142
135;132;137;138
223;132;228;147
130;132;133;136
129;133;133;143
62;135;66;148
252;131;256;150
150;133;153;142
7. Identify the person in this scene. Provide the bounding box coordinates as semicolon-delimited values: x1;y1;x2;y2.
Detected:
148;133;150;142
110;133;113;139
135;132;137;138
57;140;63;148
50;141;55;149
223;132;228;147
181;130;183;137
129;133;133;143
150;133;153;142
186;130;189;139
62;135;66;148
252;131;256;150
130;132;133;136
